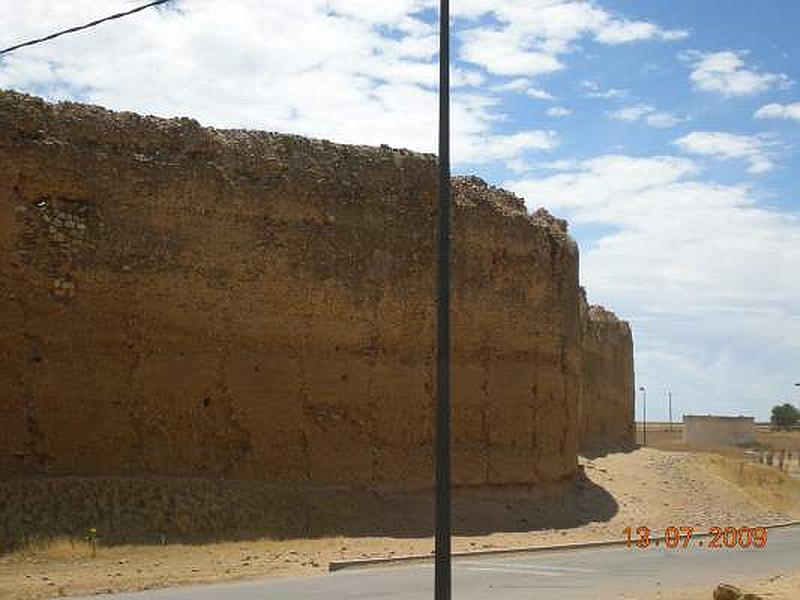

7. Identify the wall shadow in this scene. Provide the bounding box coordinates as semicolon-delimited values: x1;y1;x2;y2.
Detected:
580;443;639;460
0;471;618;553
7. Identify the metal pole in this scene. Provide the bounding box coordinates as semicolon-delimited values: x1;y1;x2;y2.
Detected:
639;386;647;446
668;391;673;433
435;1;451;599
644;389;647;445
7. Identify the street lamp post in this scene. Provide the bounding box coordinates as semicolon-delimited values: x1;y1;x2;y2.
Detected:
434;1;452;600
668;391;673;433
639;386;647;446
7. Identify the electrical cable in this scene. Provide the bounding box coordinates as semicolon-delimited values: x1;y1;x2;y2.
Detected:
1;0;173;56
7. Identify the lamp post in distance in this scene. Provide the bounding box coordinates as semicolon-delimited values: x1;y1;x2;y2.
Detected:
668;390;673;433
639;386;647;446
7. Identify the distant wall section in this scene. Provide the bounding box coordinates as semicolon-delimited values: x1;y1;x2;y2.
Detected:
579;293;635;450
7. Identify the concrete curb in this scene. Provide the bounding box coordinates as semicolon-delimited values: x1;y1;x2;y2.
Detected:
328;520;800;572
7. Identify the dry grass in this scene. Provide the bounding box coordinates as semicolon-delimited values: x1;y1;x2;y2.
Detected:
756;430;800;452
694;454;800;519
0;534;344;599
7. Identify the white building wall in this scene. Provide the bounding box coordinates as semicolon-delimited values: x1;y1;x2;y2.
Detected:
683;415;755;446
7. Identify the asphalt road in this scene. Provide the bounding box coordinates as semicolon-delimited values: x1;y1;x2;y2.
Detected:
71;525;800;600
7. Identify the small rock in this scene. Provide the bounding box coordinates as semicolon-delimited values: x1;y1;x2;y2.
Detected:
713;583;762;600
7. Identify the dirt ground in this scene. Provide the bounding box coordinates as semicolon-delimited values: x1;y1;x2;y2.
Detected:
1;445;798;599
657;570;800;600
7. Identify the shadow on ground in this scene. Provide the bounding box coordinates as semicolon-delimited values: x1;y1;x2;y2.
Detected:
580;442;638;460
0;469;618;553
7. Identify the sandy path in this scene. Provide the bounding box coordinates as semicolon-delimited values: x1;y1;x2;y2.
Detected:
0;448;794;599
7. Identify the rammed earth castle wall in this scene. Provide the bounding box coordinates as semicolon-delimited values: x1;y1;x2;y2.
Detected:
578;291;635;450
0;90;631;488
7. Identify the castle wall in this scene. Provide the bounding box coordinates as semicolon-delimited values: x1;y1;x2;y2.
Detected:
0;91;592;488
578;294;635;450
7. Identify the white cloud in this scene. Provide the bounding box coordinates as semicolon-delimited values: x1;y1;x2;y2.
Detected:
610;104;653;122
460;27;563;77
546;106;572;117
2;1;680;169
673;131;777;174
595;20;689;44
505;154;800;420
507;157;578;173
590;89;627;99
526;87;555;100
682;50;791;97
536;159;580;170
489;77;555;101
457;1;687;78
462;130;559;164
490;77;531;92
581;80;628;99
0;0;556;167
754;102;800;123
451;68;486;88
609;103;683;128
645;112;683;128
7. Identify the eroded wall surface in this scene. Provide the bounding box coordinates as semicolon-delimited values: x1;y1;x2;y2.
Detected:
0;91;591;487
578;294;635;450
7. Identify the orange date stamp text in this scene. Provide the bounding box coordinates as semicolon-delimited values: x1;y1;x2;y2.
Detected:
623;526;767;549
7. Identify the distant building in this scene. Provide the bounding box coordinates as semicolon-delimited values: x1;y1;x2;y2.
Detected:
683;415;755;447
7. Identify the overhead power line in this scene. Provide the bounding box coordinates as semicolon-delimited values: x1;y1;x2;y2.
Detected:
0;0;173;56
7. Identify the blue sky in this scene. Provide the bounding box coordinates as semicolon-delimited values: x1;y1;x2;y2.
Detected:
2;1;799;420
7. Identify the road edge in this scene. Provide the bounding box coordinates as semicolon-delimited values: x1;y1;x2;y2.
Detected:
328;520;800;572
